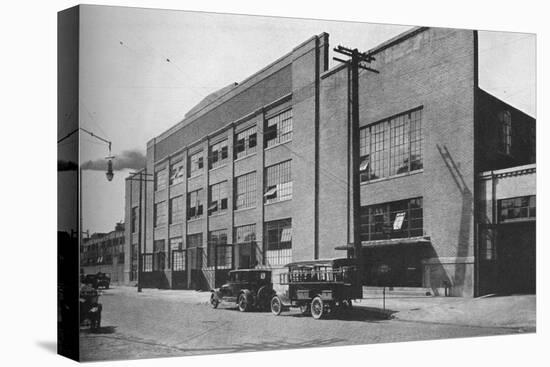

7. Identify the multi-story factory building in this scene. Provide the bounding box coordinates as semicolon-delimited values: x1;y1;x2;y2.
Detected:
124;27;535;296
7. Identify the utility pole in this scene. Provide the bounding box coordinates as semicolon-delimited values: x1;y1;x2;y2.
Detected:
333;46;378;267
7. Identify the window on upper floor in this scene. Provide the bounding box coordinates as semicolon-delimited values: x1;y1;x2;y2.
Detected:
234;171;256;210
187;189;204;220
498;110;512;156
498;195;535;223
208;181;228;216
264;160;292;204
154;201;167;227
169;195;184;224
209;139;229;169
169;159;185;185
235;125;257;159
154;168;167;191
360;197;423;241
264;109;293;148
188;151;204;177
359;108;423;182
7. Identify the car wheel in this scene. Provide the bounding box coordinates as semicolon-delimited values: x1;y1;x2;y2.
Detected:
238;293;250;312
210;293;219;309
311;296;324;320
299;303;310;315
271;295;282;316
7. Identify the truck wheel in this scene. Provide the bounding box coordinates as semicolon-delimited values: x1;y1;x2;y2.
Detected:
210;293;219;309
271;295;282;316
311;296;325;320
238;293;251;312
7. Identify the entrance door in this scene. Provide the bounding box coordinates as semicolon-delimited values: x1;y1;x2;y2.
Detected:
497;222;536;294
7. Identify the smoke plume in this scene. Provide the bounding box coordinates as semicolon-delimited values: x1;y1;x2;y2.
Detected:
81;149;146;171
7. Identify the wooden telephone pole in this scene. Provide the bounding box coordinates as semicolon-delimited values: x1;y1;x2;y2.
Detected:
333;46;378;264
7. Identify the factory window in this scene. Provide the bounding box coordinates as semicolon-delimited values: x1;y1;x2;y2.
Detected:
498;110;512;156
264;160;292;204
153;240;166;271
170;237;185;271
208;229;231;268
131;207;138;233
208;181;228;216
264;219;292;266
153;201;167;227
188;150;204;177
234;224;257;269
498;195;535;223
360;107;423;182
235;125;257;159
187;189;204;220
169;195;184;224
264;109;293;148
154;168;167;191
169;159;185;185
209;139;229;169
235;171;256;210
187;233;203;248
360;197;423;241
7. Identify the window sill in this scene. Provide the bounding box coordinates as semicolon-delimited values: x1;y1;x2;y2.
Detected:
188;173;203;181
360;169;424;185
264;140;292;152
264;197;292;206
234;152;257;163
169;181;184;188
169;223;184;228
234;206;257;213
209;163;228;172
208;211;228;218
187;217;203;223
153;225;167;230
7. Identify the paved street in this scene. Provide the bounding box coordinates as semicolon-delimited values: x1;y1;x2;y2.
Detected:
80;287;534;362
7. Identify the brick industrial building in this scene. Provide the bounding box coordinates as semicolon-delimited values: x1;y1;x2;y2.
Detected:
124;27;535;297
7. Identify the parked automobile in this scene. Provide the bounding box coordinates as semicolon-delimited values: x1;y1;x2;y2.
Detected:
210;269;274;312
270;258;362;319
82;272;111;289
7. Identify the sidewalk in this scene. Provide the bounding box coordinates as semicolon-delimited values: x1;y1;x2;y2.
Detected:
356;294;536;330
107;286;535;330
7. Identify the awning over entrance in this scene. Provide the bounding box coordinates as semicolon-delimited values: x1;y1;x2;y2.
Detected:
335;236;431;250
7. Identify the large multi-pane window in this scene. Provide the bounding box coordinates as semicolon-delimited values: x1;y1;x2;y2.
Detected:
235;171;256;210
169;196;184;224
154;168;167;191
208;229;231;268
209;139;229;169
131;207;138;233
188;150;204;177
498;110;512;155
235;125;257;159
360;108;423;182
264;109;293;148
153;239;166;271
187;189;204;220
187;233;203;248
154;201;167;227
264;160;292;204
498;195;535;223
360;197;423;241
170;237;185;271
264;219;292;265
169;159;185;185
234;224;257;269
208;181;228;216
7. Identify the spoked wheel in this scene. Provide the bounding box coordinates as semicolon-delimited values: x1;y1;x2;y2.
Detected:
299;303;310;315
271;295;282;316
210;293;219;309
310;296;325;320
238;293;250;312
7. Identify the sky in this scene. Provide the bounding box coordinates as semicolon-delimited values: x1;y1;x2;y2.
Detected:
67;5;536;234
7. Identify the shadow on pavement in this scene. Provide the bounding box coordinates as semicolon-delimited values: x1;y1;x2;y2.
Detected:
36;340;57;354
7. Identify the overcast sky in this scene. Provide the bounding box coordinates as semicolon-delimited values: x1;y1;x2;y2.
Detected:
69;5;535;234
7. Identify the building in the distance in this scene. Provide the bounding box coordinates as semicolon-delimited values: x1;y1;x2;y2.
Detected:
124;27;536;296
81;222;126;284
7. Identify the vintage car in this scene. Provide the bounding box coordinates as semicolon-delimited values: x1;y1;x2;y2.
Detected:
82;272;111;289
270;258;362;319
210;269;274;312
